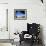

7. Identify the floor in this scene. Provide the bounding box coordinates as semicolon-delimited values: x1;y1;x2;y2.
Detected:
19;41;43;46
0;43;12;46
0;41;43;46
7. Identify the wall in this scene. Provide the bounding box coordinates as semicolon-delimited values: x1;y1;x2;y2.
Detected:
0;0;8;3
0;0;46;46
8;0;46;45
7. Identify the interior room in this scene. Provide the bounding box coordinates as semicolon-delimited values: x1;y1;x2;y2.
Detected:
0;0;46;46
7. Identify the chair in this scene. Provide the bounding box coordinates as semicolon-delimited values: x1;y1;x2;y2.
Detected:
19;23;40;46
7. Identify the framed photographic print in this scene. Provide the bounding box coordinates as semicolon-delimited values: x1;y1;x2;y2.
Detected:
14;9;27;20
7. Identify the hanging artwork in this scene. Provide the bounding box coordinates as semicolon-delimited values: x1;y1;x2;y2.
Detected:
14;9;27;20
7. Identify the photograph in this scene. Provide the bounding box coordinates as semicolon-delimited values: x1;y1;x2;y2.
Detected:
14;9;27;20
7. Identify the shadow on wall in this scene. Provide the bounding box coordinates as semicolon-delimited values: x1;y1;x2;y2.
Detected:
40;25;45;46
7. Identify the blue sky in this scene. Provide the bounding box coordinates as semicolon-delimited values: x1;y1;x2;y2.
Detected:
16;12;25;16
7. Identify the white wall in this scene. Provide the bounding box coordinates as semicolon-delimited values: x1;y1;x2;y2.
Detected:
8;0;46;46
0;0;8;3
8;0;42;36
7;0;45;45
0;0;46;46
